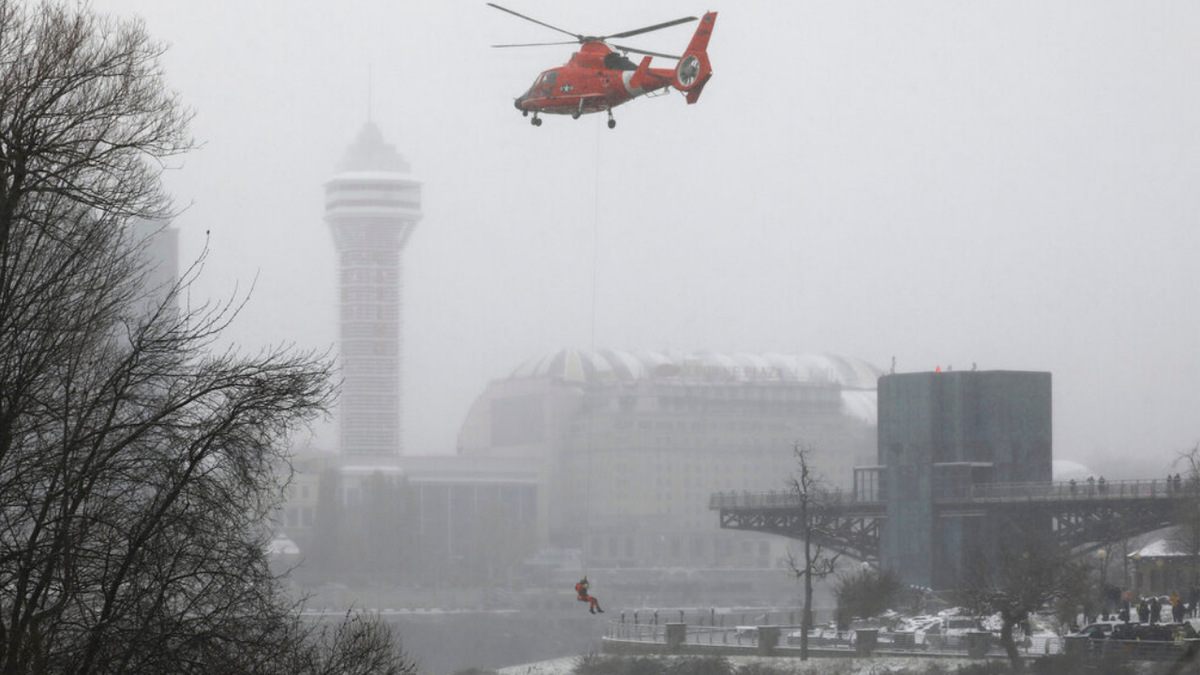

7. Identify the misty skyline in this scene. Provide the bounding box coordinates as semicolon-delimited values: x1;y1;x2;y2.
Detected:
92;0;1199;472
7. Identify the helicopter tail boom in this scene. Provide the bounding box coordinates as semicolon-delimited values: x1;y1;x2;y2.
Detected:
674;12;716;104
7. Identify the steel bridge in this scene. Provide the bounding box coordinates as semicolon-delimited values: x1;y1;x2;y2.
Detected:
710;478;1197;563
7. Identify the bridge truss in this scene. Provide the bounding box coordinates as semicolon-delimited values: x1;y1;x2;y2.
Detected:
711;479;1197;563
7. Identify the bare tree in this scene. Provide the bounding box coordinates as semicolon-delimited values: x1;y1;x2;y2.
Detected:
0;2;414;673
958;527;1090;671
1169;443;1200;592
281;613;420;675
834;566;902;630
784;442;841;660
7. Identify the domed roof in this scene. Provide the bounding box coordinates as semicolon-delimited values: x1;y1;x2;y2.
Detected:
509;348;883;389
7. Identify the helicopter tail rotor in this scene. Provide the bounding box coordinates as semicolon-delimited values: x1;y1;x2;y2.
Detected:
673;12;716;103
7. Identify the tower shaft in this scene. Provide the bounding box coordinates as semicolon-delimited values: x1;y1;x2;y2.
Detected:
325;123;421;458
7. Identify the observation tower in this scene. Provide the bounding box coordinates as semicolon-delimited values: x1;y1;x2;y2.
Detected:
325;122;422;457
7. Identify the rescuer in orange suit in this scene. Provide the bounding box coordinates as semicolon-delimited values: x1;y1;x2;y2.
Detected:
575;576;604;614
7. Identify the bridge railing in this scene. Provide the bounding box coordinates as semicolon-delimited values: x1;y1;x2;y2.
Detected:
604;621;1064;657
708;489;859;510
937;478;1199;502
711;478;1199;510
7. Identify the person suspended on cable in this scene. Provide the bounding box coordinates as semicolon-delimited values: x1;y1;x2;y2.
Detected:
575;576;604;614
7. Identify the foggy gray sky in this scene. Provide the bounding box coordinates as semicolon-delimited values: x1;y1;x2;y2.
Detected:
93;0;1198;472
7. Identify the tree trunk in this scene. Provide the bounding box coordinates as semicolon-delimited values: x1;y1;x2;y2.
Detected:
1000;618;1021;671
801;534;812;660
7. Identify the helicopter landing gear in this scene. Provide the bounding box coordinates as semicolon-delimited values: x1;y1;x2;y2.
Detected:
522;110;529;117
606;109;616;129
530;114;542;127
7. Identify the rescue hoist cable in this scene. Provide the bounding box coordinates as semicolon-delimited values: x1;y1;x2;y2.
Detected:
584;115;602;546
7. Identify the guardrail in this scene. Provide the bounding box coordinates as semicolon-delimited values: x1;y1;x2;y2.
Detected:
709;478;1198;510
604;622;1063;657
708;490;860;510
1078;637;1200;661
944;479;1197;502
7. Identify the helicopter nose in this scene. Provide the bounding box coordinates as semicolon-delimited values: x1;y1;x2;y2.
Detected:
513;97;524;111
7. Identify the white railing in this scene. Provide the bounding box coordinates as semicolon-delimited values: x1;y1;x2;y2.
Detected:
605;622;1064;656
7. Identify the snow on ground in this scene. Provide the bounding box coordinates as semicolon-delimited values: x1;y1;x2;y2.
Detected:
496;656;577;675
496;655;976;675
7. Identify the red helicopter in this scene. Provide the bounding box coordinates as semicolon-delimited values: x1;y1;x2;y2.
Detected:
489;3;717;128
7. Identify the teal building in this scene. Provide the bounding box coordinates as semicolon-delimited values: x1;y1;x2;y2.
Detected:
876;371;1052;589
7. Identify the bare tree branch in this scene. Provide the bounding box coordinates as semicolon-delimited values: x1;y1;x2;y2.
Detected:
0;2;415;673
784;442;842;660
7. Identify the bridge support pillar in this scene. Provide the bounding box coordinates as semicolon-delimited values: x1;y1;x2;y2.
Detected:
855;629;878;655
1063;635;1089;657
756;626;780;655
665;623;686;653
966;631;992;659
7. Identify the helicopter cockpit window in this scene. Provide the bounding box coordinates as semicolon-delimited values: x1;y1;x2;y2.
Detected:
539;71;558;87
604;53;637;71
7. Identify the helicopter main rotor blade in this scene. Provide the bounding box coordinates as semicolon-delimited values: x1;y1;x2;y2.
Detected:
487;3;582;42
611;44;682;60
492;40;581;48
603;16;697;41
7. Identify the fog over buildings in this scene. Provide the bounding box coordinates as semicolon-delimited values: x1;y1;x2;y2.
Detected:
91;0;1199;478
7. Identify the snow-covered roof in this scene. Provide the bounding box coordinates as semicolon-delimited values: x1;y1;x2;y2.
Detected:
326;170;421;184
841;390;878;425
510;348;883;390
1129;539;1190;558
1052;460;1095;482
268;535;300;556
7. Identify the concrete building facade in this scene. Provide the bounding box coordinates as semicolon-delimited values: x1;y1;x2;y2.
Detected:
283;452;538;585
458;348;881;570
